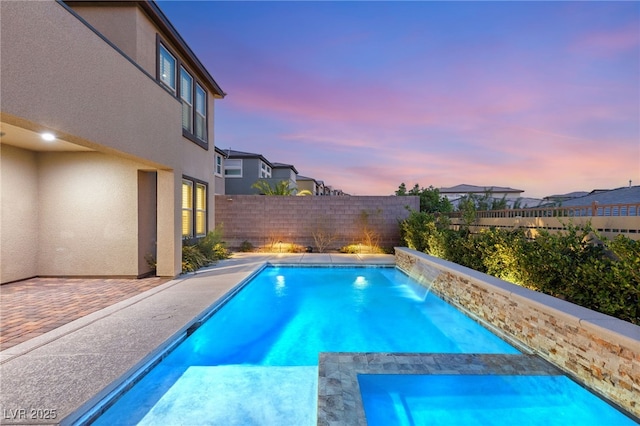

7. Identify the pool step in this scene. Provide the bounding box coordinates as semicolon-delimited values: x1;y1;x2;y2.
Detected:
137;365;318;426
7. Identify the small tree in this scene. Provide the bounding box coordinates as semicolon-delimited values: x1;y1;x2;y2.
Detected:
252;180;294;195
311;215;338;253
395;183;452;213
358;209;381;249
252;180;313;196
457;195;477;229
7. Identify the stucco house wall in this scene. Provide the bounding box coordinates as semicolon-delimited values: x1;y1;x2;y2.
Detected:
1;0;223;282
36;153;145;276
1;146;40;283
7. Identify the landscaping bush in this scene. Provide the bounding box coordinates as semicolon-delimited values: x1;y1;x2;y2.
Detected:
182;228;230;273
399;213;640;325
239;240;254;252
196;227;230;261
182;245;210;273
339;244;385;254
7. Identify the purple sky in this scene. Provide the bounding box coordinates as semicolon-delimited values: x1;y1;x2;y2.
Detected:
158;1;639;198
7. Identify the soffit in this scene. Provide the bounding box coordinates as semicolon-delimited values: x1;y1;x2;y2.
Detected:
0;122;94;152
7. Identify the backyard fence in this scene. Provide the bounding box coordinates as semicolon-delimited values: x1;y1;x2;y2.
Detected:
448;202;640;240
214;195;419;251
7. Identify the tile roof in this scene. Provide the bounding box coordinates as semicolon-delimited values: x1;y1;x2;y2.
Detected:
440;184;524;194
557;186;640;207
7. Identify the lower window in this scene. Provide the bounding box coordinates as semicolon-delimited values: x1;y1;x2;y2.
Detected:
182;177;207;238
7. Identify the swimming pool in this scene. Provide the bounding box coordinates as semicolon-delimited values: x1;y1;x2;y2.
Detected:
89;266;520;424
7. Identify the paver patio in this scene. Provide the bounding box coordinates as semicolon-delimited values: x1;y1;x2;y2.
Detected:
0;277;170;351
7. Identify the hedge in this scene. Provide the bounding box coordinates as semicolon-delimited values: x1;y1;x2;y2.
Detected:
399;210;640;324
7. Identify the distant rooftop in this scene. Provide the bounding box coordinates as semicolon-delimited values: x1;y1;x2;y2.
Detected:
271;162;299;174
224;149;263;158
440;184;524;194
554;186;640;207
223;149;272;166
544;191;590;201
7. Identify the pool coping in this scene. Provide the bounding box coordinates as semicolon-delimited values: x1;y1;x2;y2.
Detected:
317;352;564;426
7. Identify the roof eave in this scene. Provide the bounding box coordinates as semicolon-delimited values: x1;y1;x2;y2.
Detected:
144;1;226;98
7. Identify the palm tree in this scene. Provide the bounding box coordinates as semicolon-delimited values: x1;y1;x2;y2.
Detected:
252;180;312;196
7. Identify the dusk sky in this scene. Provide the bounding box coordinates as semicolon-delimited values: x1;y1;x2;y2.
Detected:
158;1;639;198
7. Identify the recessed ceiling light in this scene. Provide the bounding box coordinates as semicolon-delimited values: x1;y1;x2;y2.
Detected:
41;132;56;141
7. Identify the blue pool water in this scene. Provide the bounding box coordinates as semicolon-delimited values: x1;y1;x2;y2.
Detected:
359;374;638;425
91;266;545;424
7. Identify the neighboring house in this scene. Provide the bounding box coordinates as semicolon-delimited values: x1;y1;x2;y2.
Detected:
549;186;640;210
325;186;347;196
271;163;299;192
543;191;590;204
297;176;347;196
222;148;345;196
213;147;227;195
0;0;225;283
223;149;278;195
440;184;525;208
298;175;323;196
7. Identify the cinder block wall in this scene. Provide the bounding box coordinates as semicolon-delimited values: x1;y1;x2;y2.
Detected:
215;195;419;250
395;247;640;418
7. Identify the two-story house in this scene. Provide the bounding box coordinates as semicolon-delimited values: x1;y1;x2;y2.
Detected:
1;0;225;283
221;148;347;196
440;184;524;208
213;147;227;195
223;149;300;195
297;175;324;196
271;163;299;191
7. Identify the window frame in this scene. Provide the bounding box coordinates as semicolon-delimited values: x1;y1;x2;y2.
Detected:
180;66;194;133
224;159;243;178
195;83;207;142
215;153;224;177
157;36;209;150
195;183;207;237
158;43;177;94
260;161;272;179
181;179;194;239
182;176;208;239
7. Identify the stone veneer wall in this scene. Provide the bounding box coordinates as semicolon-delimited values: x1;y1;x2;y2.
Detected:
395;247;640;418
215;195;419;250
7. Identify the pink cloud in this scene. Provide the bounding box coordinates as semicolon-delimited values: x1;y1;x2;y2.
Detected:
572;25;640;57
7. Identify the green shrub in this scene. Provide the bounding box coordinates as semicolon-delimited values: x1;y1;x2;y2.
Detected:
477;228;528;284
182;228;230;273
182;244;210;273
239;240;254;252
398;215;640;325
339;244;385;254
196;228;230;261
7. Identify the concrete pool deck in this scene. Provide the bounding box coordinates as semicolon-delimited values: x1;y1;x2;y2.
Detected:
0;253;395;425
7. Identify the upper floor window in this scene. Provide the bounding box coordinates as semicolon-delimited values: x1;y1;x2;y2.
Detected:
215;154;223;176
195;84;207;141
157;37;208;148
225;159;242;177
159;44;176;93
180;67;193;133
260;161;271;178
